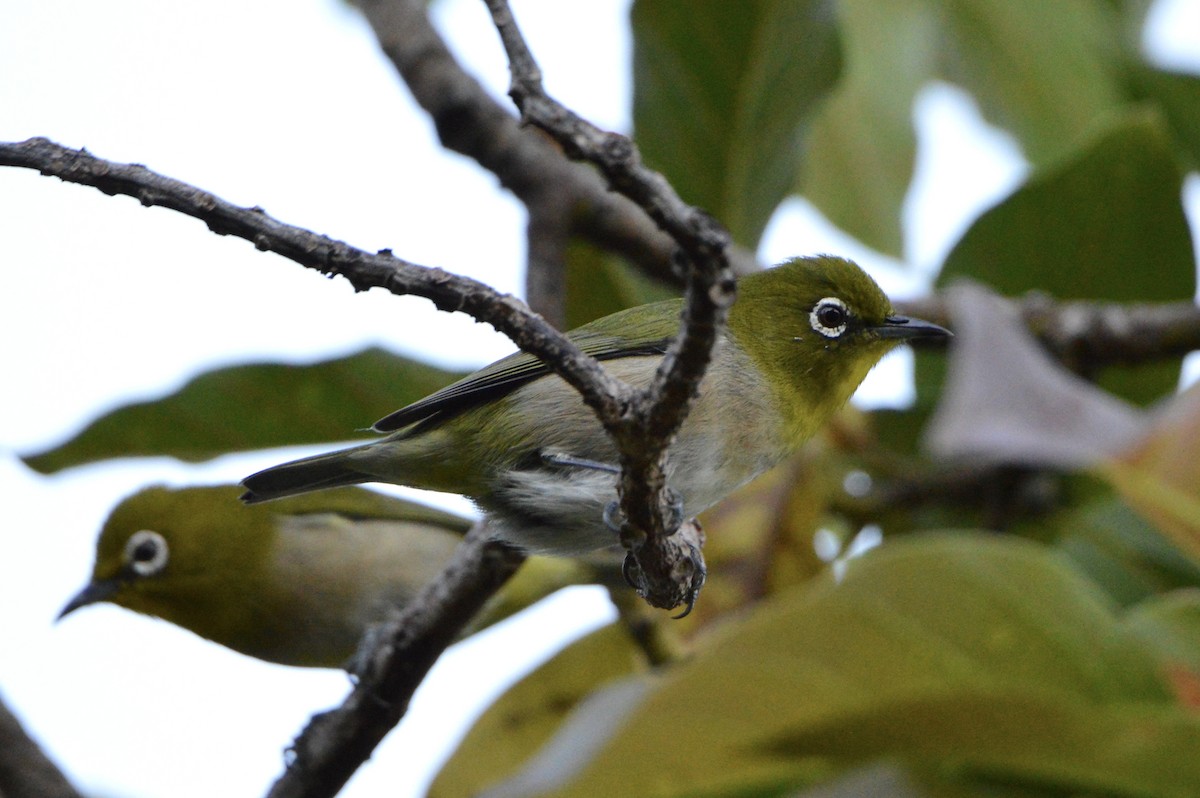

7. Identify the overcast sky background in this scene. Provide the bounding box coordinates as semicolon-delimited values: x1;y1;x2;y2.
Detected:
2;1;1198;796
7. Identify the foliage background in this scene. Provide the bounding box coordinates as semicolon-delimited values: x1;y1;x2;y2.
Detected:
3;0;1200;796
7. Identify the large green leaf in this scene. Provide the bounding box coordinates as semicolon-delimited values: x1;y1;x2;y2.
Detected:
632;0;842;249
937;109;1192;404
22;347;463;473
938;0;1126;163
939;109;1191;300
490;534;1199;797
802;0;938;256
1128;66;1200;170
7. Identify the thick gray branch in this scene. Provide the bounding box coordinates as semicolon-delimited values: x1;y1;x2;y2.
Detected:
896;293;1200;368
0;693;84;798
354;0;762;283
267;524;525;798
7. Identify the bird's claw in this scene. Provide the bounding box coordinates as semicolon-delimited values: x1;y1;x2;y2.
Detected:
621;517;706;618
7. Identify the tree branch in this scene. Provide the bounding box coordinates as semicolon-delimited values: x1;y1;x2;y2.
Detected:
0;692;84;798
896;293;1200;369
0;136;631;424
267;523;525;798
353;0;760;284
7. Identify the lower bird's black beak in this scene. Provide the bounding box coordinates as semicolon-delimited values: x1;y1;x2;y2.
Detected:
875;315;952;341
57;579;120;621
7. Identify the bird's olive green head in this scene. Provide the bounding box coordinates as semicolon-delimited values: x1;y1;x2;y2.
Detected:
58;485;279;628
728;255;950;442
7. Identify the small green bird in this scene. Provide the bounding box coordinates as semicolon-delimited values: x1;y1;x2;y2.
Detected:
242;256;949;555
59;484;587;668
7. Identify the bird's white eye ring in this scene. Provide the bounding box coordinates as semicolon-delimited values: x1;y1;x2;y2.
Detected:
810;297;849;338
123;530;169;577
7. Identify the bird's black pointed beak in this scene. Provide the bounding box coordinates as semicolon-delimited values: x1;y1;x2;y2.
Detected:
875;315;952;341
57;579;120;621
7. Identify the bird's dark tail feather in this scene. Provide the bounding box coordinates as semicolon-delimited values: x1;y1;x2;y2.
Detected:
240;452;368;504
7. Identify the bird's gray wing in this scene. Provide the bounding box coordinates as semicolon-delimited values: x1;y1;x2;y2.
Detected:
373;327;675;434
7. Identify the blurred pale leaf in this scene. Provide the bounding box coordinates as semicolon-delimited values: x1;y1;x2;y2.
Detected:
632;0;841;249
429;624;644;798
925;282;1200;569
490;534;1194;797
1124;590;1200;671
22;348;463;473
926;283;1147;468
791;763;930;798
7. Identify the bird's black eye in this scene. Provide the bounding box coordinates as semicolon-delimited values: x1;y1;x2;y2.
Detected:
810;297;850;338
123;530;169;577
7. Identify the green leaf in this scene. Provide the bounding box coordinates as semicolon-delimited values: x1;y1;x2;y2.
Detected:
801;0;938;255
939;109;1191;300
22;347;464;473
1128;66;1200;172
467;557;598;636
938;0;1126;163
939;109;1193;404
498;534;1198;797
1056;499;1200;607
564;241;677;329
632;0;842;249
429;623;644;798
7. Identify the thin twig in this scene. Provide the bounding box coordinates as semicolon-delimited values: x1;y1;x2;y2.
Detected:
0;136;629;424
485;0;736;612
895;293;1200;367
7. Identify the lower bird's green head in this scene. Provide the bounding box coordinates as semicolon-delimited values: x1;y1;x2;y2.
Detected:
729;256;950;442
57;485;279;628
57;484;475;665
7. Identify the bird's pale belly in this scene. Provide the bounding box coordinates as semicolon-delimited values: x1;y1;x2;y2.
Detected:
480;430;782;555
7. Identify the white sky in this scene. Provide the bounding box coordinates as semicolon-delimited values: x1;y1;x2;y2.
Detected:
0;1;1197;797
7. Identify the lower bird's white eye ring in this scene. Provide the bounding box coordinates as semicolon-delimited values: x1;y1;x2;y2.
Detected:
124;529;169;577
810;297;849;338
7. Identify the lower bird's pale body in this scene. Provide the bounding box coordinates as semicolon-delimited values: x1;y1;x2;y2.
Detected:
61;485;588;668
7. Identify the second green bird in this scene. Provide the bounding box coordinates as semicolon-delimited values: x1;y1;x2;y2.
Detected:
242;256;949;554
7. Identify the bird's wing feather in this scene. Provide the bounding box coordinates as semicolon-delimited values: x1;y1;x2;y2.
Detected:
373;301;681;434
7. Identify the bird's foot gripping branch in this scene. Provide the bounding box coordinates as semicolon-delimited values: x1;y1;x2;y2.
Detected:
622;522;707;618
